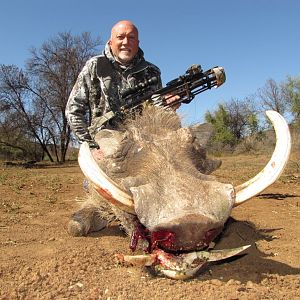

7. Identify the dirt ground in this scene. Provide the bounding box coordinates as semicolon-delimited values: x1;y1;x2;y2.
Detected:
0;152;299;300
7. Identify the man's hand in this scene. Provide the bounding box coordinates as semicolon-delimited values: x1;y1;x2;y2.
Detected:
164;94;181;110
92;148;103;161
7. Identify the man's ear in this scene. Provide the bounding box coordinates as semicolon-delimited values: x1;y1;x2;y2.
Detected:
108;39;112;46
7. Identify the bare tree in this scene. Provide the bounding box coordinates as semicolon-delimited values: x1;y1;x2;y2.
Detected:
0;32;102;162
257;79;288;117
224;98;252;140
26;31;102;162
0;64;54;160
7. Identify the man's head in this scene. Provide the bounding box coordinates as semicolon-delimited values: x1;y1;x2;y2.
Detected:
109;20;139;65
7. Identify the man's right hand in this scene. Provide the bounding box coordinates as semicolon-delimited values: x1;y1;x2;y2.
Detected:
92;148;103;161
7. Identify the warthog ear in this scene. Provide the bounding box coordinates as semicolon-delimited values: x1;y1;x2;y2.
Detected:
234;110;291;206
189;123;215;149
175;127;194;144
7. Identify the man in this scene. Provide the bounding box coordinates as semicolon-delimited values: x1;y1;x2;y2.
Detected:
66;21;220;237
66;20;178;159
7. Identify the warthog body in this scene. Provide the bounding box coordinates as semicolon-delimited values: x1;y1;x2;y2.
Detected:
69;106;291;278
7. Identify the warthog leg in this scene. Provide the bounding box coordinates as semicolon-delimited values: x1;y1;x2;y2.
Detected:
68;206;108;237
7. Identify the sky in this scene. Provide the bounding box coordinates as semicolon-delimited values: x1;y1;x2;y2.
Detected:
0;0;299;125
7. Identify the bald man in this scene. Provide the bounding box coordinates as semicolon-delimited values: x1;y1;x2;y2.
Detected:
66;20;164;152
109;20;139;65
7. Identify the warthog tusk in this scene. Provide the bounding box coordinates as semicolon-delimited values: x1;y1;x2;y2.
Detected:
234;110;291;206
78;142;136;214
116;245;251;280
157;245;251;279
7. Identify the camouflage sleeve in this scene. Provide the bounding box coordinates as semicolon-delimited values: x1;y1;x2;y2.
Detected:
149;63;163;90
65;59;98;148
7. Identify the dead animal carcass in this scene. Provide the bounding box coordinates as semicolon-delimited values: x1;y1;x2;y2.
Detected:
69;106;291;279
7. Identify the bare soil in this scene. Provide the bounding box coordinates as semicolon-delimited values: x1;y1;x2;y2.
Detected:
0;153;299;300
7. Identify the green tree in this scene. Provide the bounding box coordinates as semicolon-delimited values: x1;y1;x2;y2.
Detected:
205;98;261;149
205;104;236;147
283;76;300;125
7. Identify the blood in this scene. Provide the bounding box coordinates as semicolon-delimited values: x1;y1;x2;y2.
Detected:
130;221;175;253
151;230;175;250
130;220;221;253
129;221;150;252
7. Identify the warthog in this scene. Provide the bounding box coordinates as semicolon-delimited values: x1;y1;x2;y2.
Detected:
68;106;291;279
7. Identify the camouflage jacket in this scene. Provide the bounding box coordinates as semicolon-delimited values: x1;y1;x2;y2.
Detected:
65;43;162;148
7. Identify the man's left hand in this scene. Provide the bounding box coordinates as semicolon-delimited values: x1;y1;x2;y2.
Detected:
164;94;181;110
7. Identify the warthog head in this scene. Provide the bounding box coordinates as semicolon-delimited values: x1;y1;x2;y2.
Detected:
78;106;291;279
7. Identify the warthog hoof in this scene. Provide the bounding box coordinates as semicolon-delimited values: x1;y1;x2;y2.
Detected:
68;219;89;237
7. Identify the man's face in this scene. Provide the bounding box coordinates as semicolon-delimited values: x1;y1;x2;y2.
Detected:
109;22;139;64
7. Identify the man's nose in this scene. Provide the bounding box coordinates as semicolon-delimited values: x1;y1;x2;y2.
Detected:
122;37;129;44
